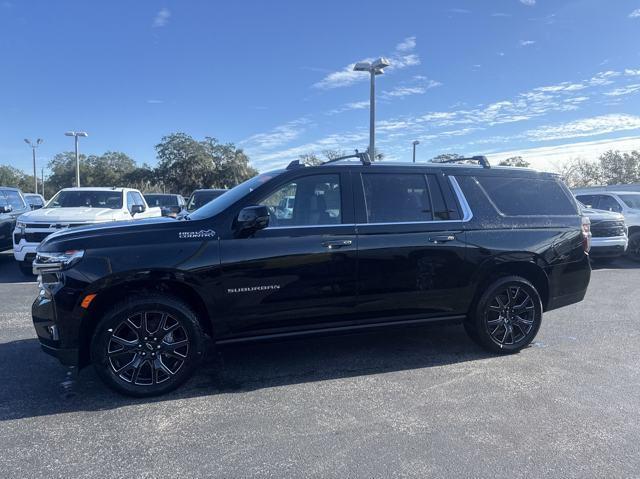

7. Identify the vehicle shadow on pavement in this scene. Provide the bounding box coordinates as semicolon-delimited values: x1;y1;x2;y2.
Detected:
0;251;35;284
0;324;491;421
590;256;639;270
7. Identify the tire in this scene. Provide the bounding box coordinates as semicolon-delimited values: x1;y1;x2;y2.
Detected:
91;295;206;397
465;276;543;354
627;232;640;262
18;261;33;276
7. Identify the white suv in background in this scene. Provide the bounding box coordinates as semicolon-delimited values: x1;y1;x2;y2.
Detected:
573;189;640;261
13;187;162;274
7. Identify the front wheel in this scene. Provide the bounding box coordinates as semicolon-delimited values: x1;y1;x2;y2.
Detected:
18;260;33;276
627;232;640;262
91;295;206;397
465;276;543;354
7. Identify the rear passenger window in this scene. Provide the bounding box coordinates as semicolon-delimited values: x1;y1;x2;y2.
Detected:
362;174;432;223
476;176;576;216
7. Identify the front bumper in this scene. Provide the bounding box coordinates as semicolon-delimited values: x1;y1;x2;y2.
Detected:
13;241;38;262
32;288;81;367
590;236;628;257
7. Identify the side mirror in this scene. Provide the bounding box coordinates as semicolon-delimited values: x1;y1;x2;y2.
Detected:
131;204;145;215
235;205;269;236
0;205;13;214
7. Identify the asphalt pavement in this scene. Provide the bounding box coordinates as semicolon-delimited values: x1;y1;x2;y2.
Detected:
0;250;639;478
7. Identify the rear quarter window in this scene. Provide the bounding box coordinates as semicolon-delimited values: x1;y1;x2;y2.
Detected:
475;176;577;216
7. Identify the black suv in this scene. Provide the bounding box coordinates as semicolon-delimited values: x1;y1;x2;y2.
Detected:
32;159;591;396
0;187;30;251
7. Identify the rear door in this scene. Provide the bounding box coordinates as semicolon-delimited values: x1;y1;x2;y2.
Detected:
353;169;469;321
218;170;358;334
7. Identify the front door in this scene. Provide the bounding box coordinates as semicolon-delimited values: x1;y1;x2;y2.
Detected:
219;172;358;335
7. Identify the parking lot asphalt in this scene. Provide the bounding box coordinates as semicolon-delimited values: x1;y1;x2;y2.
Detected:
0;250;639;478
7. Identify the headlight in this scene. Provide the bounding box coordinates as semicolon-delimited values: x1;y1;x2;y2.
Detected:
33;250;85;273
16;221;26;235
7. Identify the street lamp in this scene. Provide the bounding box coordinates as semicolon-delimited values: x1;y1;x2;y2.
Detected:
353;57;391;161
23;138;43;194
412;140;420;163
65;131;88;187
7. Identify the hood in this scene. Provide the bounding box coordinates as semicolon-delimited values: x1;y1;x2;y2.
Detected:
580;207;624;222
39;215;185;251
19;207;121;223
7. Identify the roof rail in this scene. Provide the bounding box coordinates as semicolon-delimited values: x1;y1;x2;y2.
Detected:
286;160;304;170
435;155;491;168
321;149;371;166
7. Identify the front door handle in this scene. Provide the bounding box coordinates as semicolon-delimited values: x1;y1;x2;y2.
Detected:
428;235;456;244
322;239;353;249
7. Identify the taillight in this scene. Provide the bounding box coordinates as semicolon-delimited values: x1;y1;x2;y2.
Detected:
581;216;591;253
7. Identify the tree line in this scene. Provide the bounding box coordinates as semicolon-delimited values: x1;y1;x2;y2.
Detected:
1;132;258;198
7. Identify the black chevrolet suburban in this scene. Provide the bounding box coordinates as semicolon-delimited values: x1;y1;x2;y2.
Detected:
32;158;591;396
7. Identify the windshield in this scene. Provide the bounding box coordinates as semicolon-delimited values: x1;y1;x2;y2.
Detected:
46;190;123;209
619;194;640;210
186;190;226;212
188;173;279;219
145;194;178;207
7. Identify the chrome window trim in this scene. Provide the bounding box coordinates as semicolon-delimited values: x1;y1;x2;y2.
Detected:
263;175;474;229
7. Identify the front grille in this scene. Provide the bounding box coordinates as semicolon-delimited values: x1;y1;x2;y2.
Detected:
591;220;626;238
24;232;52;243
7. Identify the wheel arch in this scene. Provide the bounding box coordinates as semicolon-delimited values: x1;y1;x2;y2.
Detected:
471;258;550;313
78;278;212;368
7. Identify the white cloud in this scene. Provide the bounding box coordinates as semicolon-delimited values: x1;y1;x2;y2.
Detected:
604;84;640;97
313;36;420;89
520;40;536;46
395;36;416;52
381;77;441;99
153;8;171;28
487;136;640;172
629;9;640;18
625;69;640;76
241;118;310;150
525;114;640;142
520;0;536;5
326;100;369;115
146;99;164;104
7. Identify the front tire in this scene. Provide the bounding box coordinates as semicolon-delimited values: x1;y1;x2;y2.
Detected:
465;276;543;354
91;295;206;397
18;260;33;276
628;232;640;262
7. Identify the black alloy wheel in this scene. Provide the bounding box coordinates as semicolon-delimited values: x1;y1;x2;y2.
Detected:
92;296;205;397
465;275;543;354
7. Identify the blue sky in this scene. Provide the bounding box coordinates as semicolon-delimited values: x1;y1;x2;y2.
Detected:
1;0;640;175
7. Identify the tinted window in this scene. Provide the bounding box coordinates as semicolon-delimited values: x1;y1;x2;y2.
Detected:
476;176;576;216
2;190;26;209
145;195;178;207
596;195;622;213
187;190;226;212
260;174;341;227
426;175;460;220
48;190;123;209
619;194;640;209
362;173;432;223
26;195;44;206
575;195;598;208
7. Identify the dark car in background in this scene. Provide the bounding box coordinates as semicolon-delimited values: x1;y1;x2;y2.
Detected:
144;193;186;218
0;187;30;251
30;158;591;397
23;193;46;210
186;188;227;212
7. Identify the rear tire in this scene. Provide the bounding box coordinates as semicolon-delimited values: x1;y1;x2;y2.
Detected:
91;295;206;397
465;276;543;354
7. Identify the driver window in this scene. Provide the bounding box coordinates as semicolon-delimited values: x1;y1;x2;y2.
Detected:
260;174;341;227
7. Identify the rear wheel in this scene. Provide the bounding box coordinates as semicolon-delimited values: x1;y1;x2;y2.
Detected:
91;295;206;397
465;276;542;354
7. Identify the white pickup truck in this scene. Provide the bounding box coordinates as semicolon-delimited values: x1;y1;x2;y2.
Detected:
13;187;161;274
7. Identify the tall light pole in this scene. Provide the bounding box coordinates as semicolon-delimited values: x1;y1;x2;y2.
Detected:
24;138;43;194
412;140;420;163
41;167;45;200
64;131;88;187
353;57;390;161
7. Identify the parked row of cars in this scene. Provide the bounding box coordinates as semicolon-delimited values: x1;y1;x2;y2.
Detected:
1;186;228;274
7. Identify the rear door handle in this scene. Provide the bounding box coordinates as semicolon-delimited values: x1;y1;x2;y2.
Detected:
322;239;353;249
428;235;456;244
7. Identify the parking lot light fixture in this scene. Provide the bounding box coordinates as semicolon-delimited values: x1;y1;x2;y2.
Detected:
65;131;88;187
353;57;390;162
412;140;420;163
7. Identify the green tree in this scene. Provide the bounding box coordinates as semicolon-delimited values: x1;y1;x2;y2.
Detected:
498;156;530;168
598;150;640;185
430;153;464;163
